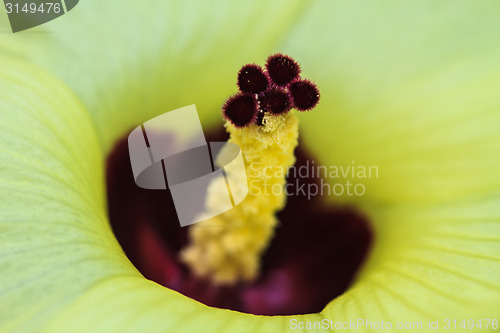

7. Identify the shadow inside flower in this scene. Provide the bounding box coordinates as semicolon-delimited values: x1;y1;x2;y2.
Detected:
106;127;373;315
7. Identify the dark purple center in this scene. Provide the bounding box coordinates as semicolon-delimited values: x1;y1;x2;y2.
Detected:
106;127;372;315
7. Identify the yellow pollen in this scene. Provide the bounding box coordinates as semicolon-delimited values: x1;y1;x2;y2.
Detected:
180;111;299;284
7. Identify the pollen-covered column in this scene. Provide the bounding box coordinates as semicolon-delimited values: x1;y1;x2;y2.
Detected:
181;54;320;284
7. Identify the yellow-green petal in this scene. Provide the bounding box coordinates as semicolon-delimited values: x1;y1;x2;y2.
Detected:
280;0;500;328
0;58;132;332
282;0;500;204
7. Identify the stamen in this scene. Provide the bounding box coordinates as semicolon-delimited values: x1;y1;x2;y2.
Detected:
255;110;266;126
181;55;319;284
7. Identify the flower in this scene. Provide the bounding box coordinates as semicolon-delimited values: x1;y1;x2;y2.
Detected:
1;1;500;332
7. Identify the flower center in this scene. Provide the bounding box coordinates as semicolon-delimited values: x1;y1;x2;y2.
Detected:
179;55;321;285
107;128;372;315
106;54;373;315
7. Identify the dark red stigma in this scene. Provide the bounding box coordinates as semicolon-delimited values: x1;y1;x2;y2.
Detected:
224;54;320;126
289;80;320;111
237;64;269;94
258;87;292;115
266;53;301;87
223;94;258;127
